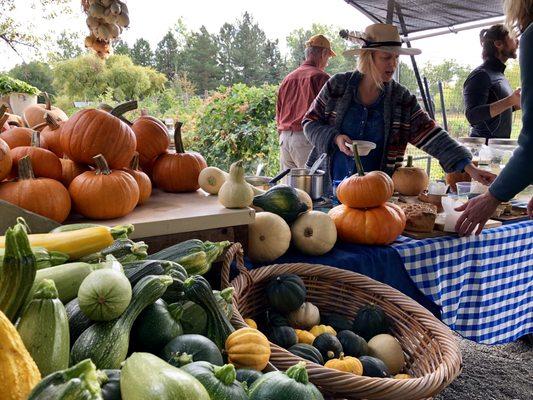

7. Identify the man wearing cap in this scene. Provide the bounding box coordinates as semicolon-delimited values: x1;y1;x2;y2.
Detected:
276;34;336;170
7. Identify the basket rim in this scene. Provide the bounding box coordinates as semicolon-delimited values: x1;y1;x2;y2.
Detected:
228;262;462;400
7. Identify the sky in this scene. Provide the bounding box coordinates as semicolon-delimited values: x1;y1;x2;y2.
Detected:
0;0;507;72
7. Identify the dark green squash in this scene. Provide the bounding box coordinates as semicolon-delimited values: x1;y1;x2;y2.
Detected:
266;309;290;327
179;300;208;335
181;362;248;400
336;330;368;357
161;261;188;303
352;304;390;341
248;361;323;400
65;298;93;347
252;185;308;223
265;274;306;314
359;355;390;378
161;334;223;367
235;368;263;388
101;369;121;400
122;260;166;285
269;326;298;348
288;343;324;365
320;313;353;332
131;299;183;354
312;333;343;361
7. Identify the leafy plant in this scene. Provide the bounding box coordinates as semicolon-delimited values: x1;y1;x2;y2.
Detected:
0;74;40;96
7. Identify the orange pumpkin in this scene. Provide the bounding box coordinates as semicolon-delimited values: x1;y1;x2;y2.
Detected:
0;156;71;223
69;154;139;219
10;132;62;181
328;203;406;245
60;101;137;169
131;114;170;167
0;105;10;132
0;137;12;181
23;92;68;130
124;152;152;205
0;126;47;149
60;157;89;187
392;156;429;196
153;122;207;192
336;146;394;208
40;113;64;157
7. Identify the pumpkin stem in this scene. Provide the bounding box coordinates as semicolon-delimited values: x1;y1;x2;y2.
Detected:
213;364;237;386
31;131;41;148
353;144;365;176
98;103;114;112
220;287;234;303
170;352;193;367
173;121;185;153
110;100;137;125
93;154;112;175
406;155;413;167
18;156;35;180
42;92;51;110
286;361;309;385
33;279;59;300
167;303;184;321
339;352;345;360
109;224;135;239
130;152;140;171
45;112;60;130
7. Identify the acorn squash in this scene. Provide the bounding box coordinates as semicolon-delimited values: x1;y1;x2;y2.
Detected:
265;274;306;314
288;343;324;365
252;185;308;223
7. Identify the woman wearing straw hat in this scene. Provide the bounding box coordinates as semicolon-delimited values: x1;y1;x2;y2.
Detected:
302;23;496;195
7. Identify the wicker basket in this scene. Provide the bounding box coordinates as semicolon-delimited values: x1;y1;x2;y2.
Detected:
221;244;462;400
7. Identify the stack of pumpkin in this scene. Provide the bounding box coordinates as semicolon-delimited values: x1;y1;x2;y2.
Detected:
0;98;208;224
246;274;410;379
329;147;406;245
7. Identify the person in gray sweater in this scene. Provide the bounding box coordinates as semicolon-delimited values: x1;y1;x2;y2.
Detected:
456;2;533;235
302;24;495;196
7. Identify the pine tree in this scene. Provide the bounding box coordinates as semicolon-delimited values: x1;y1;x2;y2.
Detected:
131;38;153;67
113;39;131;56
154;30;180;80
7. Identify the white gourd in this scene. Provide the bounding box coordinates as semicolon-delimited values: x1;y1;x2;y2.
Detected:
288;302;320;329
291;211;337;256
367;334;406;375
248;212;291;263
198;167;229;195
218;161;254;209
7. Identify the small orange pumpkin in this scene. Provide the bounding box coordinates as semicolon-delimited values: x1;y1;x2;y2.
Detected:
0;156;71;223
60;101;137;169
328;203;406;245
153;122;207;192
124;152;152;205
392;156;429;196
59;157;89;187
336;146;394;208
40;113;64;157
9;132;62;181
0;137;12;181
0;126;47;149
131;114;170;167
23;92;68;130
69;154;139;220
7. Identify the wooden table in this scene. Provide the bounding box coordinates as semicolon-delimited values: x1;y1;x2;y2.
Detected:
69;189;255;252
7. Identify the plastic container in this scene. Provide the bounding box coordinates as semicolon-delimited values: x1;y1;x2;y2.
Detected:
345;140;376;156
458;137;485;158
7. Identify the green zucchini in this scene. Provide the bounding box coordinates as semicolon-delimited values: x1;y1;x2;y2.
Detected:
70;274;173;369
213;287;234;319
28;359;103;400
0;221;37;321
183;275;235;349
0;246;69;270
17;279;70;376
50;223;134;239
179;300;208;335
79;238;148;264
65;298;93;345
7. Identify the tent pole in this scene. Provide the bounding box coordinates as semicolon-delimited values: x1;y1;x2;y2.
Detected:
386;0;396;23
402;17;505;42
423;76;435;119
438;81;449;131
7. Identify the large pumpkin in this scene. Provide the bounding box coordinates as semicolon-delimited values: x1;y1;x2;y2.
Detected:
59;157;89;187
131;114;170;167
153;122;207;192
0;137;12;181
392;156;429;196
60;101;137;169
124;152;152;205
40;113;64;157
23;92;68;130
0;156;71;223
336;147;393;208
69;154;139;220
328;203;406;245
9;132;62;181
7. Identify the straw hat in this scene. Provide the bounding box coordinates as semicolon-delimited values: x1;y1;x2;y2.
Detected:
306;34;337;57
343;23;421;56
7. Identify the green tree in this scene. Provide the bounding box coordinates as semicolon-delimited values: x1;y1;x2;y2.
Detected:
182;26;222;93
113;39;131;56
217;23;236;85
8;61;55;94
131;38;153;67
263;39;287;84
52;31;83;61
53;54;108;99
154;30;181;80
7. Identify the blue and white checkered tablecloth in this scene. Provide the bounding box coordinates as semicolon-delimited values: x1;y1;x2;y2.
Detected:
392;220;533;344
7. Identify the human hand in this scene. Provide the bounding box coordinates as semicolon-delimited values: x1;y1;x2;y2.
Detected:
464;163;497;186
508;87;521;108
528;197;533;219
454;191;501;236
335;134;353;156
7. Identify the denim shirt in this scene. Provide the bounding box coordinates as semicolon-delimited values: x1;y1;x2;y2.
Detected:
331;91;385;181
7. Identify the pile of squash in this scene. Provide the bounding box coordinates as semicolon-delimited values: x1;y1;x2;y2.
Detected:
0;99;209;223
329;147;406;245
244;273;411;379
0;218;325;399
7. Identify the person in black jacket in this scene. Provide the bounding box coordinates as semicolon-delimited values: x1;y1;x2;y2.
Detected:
463;24;521;143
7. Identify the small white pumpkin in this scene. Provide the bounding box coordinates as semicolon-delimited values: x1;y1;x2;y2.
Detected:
198;166;229;195
367;334;405;375
291;211;337;255
219;161;254;209
248;212;291;263
288;302;320;329
295;188;313;211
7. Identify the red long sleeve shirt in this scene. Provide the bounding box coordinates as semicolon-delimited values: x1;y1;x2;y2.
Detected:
276;60;330;132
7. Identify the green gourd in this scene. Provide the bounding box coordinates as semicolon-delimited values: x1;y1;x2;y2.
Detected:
161;334;223;367
235;368;263;388
265;274;307;314
269;326;298;348
179;300;208;335
352;304;391;341
288;343;324;365
181;362;248;400
252;185;308;223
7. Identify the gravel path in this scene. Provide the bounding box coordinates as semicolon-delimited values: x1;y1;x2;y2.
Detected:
436;335;533;400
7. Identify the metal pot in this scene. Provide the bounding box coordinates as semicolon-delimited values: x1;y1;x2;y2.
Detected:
288;168;324;200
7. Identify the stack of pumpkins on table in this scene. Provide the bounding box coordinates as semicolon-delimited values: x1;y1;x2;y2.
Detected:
0;96;209;224
245;273;411;379
0;218;328;400
198;162;338;262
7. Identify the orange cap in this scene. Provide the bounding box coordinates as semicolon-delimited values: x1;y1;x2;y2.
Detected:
305;34;336;57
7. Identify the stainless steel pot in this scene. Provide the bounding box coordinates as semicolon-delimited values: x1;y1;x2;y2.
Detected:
288;168;324;200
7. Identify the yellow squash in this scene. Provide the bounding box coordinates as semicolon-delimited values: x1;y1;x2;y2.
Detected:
244;318;258;329
309;324;336;337
295;329;316;345
324;353;363;375
225;327;271;371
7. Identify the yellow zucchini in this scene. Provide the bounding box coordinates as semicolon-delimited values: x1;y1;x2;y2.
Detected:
0;227;114;260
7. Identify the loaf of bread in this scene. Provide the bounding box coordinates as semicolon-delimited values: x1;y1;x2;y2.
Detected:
399;203;438;232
